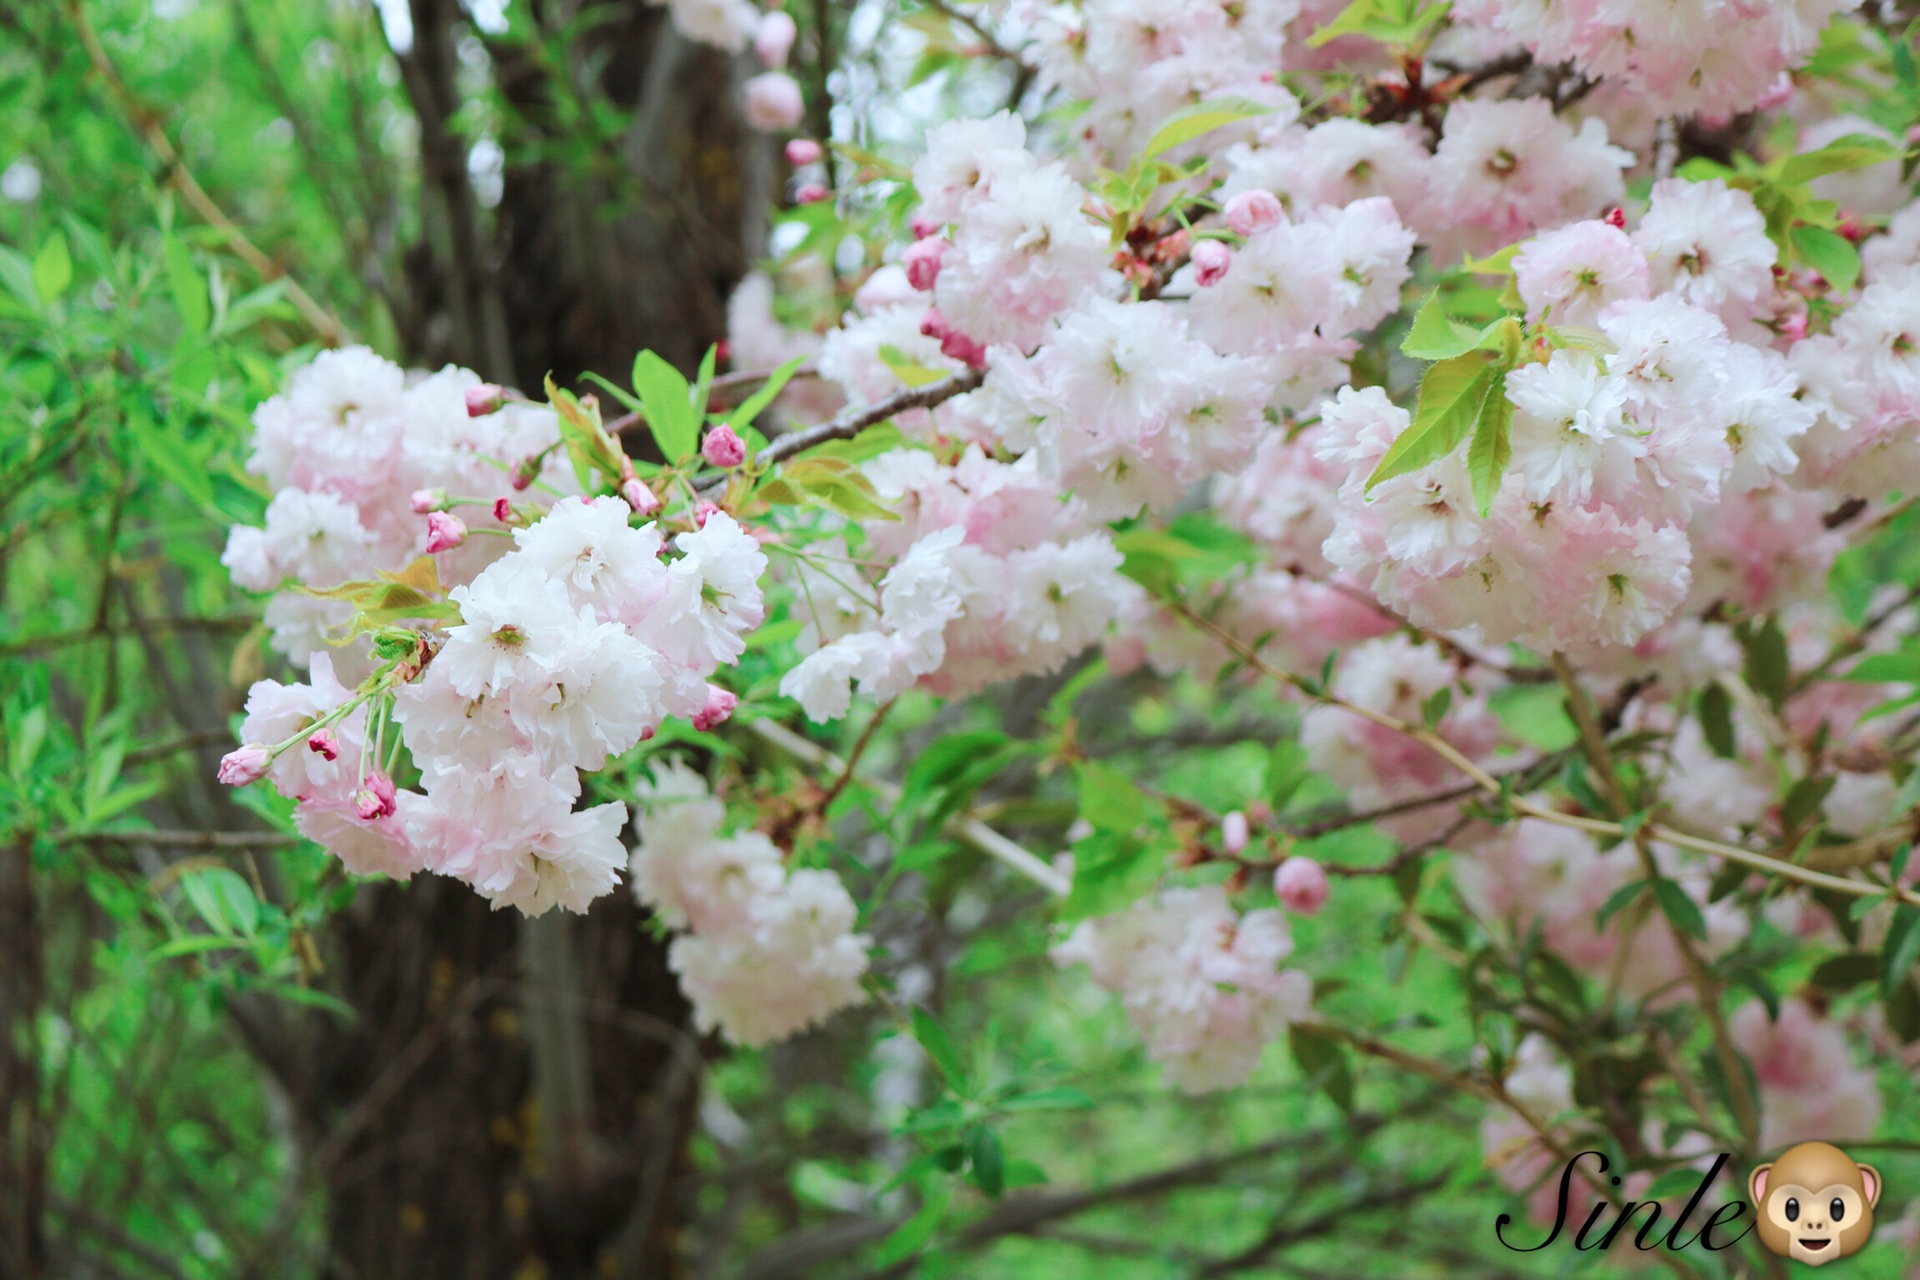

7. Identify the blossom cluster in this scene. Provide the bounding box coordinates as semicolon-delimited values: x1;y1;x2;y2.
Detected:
630;761;870;1045
1052;886;1313;1091
221;351;768;916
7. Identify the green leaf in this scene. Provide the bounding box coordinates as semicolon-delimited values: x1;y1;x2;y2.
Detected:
876;343;947;389
1781;774;1835;833
869;1183;949;1268
966;1123;1005;1197
179;866;260;937
1400;294;1482;360
1882;905;1920;999
1076;760;1154;834
1810;952;1880;990
773;456;901;521
32;232;71;301
1465;377;1513;516
911;1007;971;1091
1287;1024;1355;1112
1462;243;1522;276
1790;224;1861;293
1058;830;1161;922
1696;683;1736;759
1365;351;1500;490
691;344;718;419
165;237;210;335
1267;739;1311;812
1652;879;1707;942
1740;617;1790;712
1778;133;1906;185
1595;878;1649;930
1421;686;1453;728
632;350;700;461
999;1086;1094;1112
1139;97;1271;161
727;354;809;430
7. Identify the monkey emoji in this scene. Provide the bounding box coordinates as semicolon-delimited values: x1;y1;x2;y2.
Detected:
1748;1141;1881;1266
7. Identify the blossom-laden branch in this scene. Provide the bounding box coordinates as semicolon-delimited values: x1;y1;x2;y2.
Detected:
1172;604;1920;910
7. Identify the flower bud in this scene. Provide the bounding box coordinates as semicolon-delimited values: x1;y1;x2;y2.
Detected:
909;214;942;240
354;772;398;822
307;730;341;761
903;236;947;291
692;685;738;731
702;423;748;468
744;71;805;132
754;10;798;67
939;328;987;369
622;476;660;515
465;384;505;417
410;487;449;514
217;744;272;787
795;182;830;205
918;307;952;341
1221;810;1249;855
425;510;468;553
1273;857;1330;916
785;138;823;166
1192;239;1233;287
1604;206;1626;229
493;496;516;524
511;455;540;490
1224;189;1284;237
694;500;723;528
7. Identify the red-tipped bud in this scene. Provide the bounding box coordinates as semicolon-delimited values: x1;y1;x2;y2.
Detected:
939;328;987;369
909;214;942;240
217;745;271;786
307;730;341;761
785;138;823;166
622;477;660;515
411;487;450;514
425;511;468;553
1192;239;1233;287
795;182;830;205
694;500;722;528
353;772;398;822
1224;189;1284;237
702;423;748;468
919;307;952;341
691;685;738;731
511;455;541;490
904;236;947;291
1274;857;1330;915
465;384;505;417
1603;206;1626;229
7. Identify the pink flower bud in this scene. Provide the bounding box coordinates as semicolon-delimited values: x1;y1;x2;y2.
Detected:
1221;810;1249;855
909;214;942;240
622;477;660;515
785;138;823;166
511;455;540;491
692;685;738;731
744;71;805;132
702;423;748;468
1224;189;1284;237
694;500;722;528
1604;206;1626;230
307;730;340;761
1192;239;1233;287
795;182;830;205
354;772;398;822
1274;857;1330;916
493;497;515;524
217;745;272;787
425;510;467;553
411;487;449;514
1781;310;1809;343
939;328;987;369
465;384;505;417
903;236;947;291
919;307;951;341
754;10;798;67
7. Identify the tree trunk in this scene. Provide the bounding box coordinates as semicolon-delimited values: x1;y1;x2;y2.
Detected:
0;834;47;1280
252;3;772;1275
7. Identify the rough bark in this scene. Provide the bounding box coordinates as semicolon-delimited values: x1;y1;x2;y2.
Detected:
0;833;47;1280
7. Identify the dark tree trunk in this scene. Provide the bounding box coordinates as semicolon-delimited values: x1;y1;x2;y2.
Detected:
0;834;47;1280
251;3;773;1275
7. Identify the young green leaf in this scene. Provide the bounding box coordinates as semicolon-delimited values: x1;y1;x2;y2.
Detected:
911;1007;971;1091
1652;878;1708;942
1139;97;1271;161
1365;350;1500;490
1778;133;1906;185
631;350;700;461
33;232;71;302
1400;294;1482;360
1465;376;1513;516
727;355;809;430
1881;905;1920;1000
1790;224;1861;293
